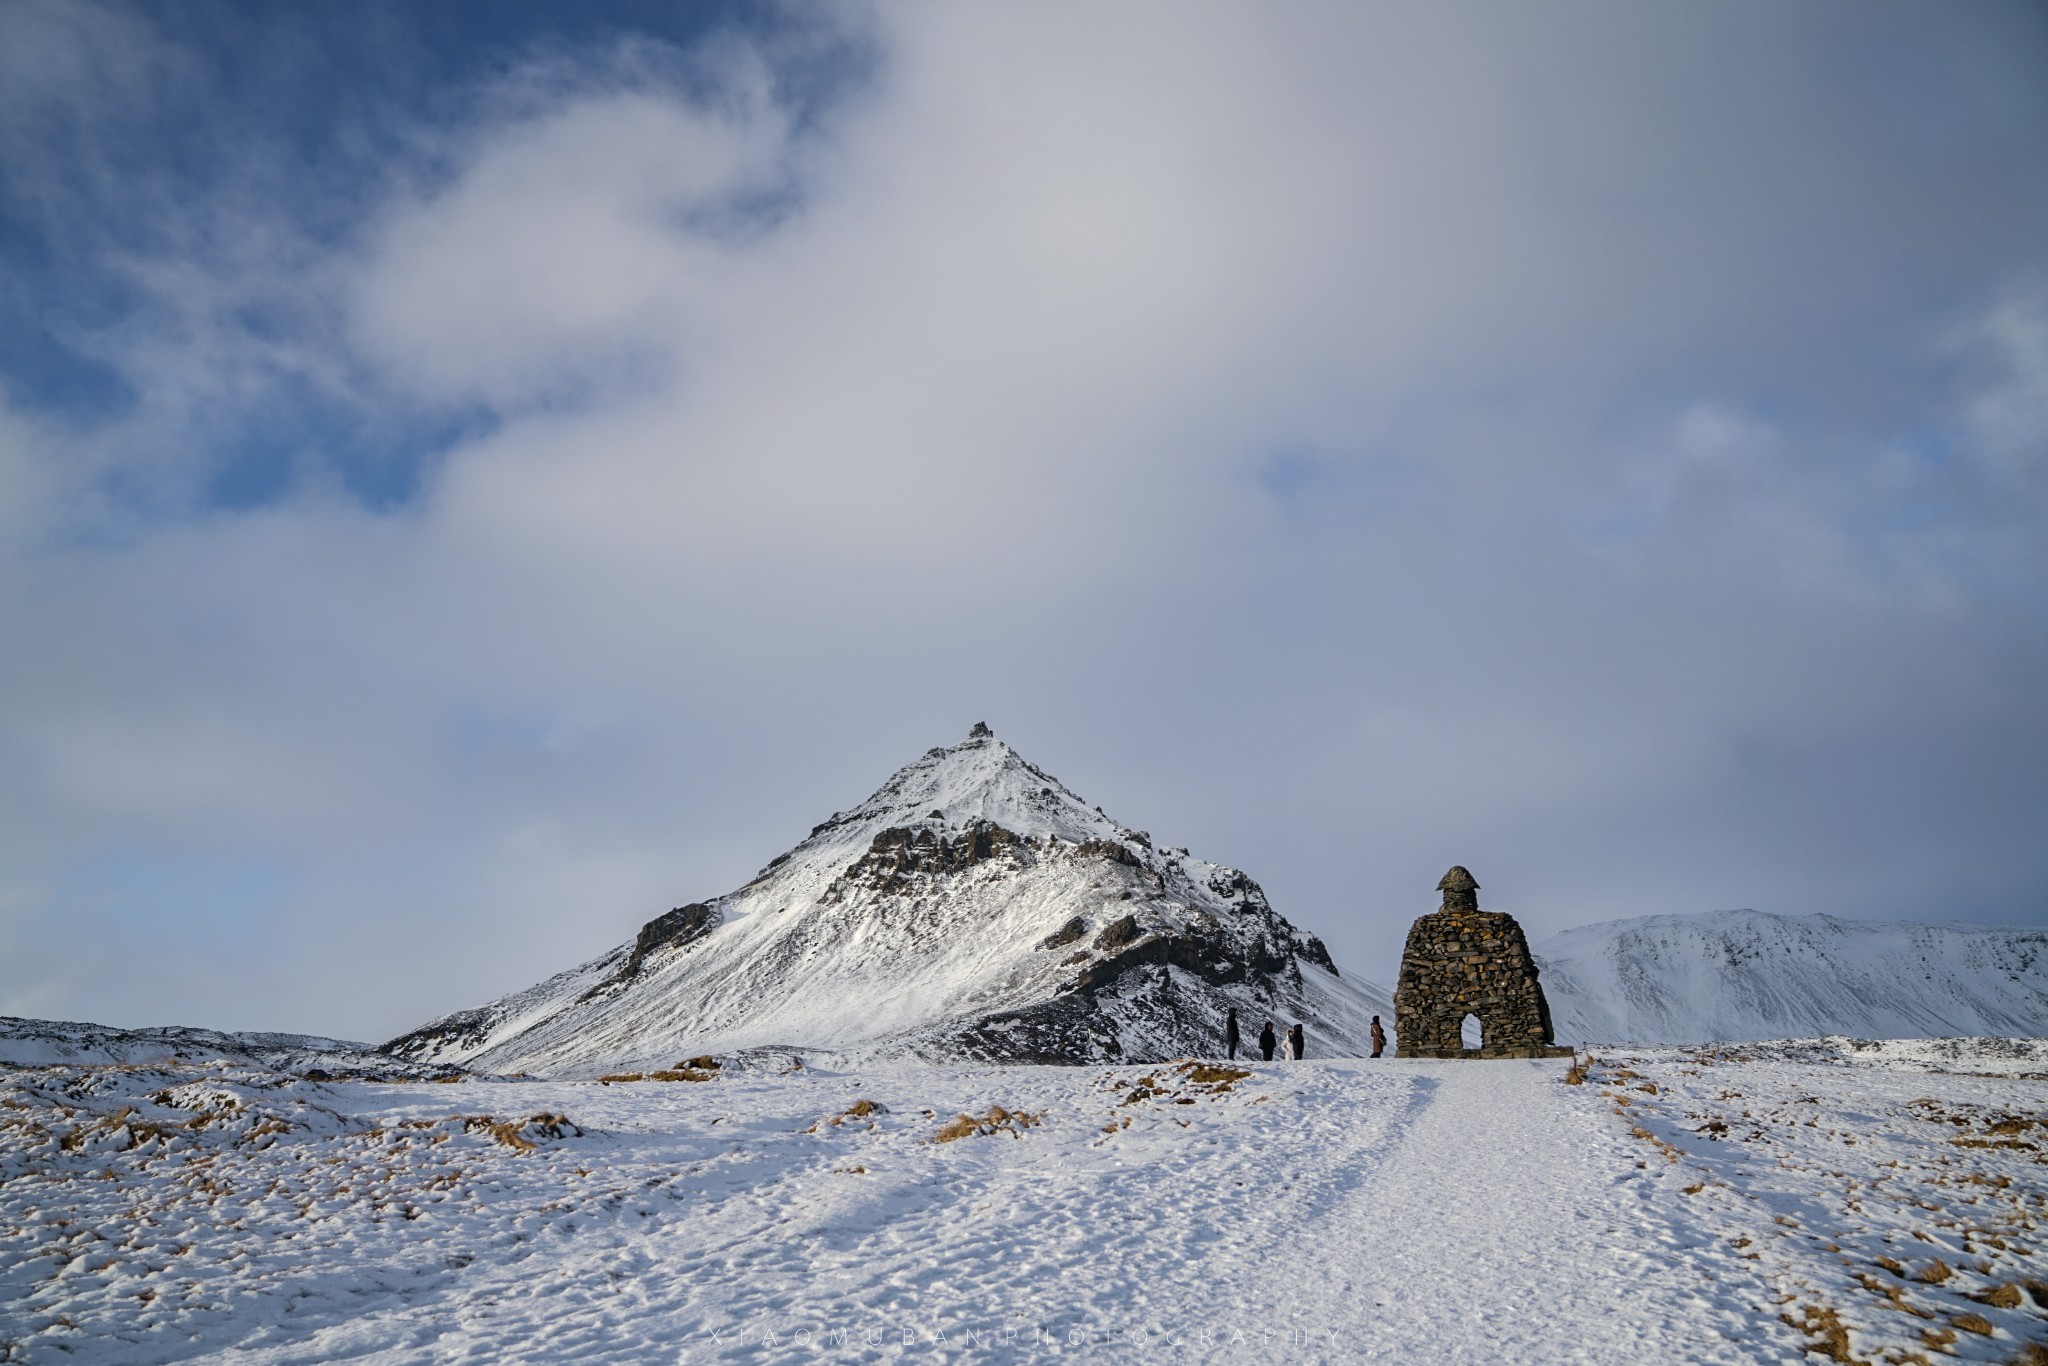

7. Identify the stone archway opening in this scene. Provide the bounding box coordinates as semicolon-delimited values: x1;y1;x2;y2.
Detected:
1461;1013;1483;1051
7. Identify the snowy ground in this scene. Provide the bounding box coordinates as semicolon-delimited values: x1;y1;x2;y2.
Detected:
2;1044;2043;1363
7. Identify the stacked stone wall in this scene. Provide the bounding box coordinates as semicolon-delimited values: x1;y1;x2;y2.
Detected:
1393;869;1570;1059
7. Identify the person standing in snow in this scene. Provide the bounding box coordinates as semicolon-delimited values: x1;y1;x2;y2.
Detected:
1258;1021;1277;1061
1225;1007;1241;1060
1288;1023;1305;1060
1370;1015;1386;1058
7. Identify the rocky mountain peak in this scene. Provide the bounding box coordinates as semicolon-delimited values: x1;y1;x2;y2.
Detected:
384;729;1388;1073
813;727;1123;846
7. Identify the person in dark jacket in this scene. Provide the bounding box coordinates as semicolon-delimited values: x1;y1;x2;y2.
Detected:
1288;1023;1305;1060
1258;1021;1277;1061
1224;1007;1240;1061
1370;1015;1386;1058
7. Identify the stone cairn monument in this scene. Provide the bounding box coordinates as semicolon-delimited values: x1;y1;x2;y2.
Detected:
1393;866;1572;1059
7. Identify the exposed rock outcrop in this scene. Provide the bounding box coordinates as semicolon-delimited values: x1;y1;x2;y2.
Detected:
1040;916;1087;950
620;903;721;979
825;821;1032;901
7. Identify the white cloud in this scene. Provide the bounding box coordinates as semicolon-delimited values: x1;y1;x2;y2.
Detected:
1962;283;2048;479
353;90;789;408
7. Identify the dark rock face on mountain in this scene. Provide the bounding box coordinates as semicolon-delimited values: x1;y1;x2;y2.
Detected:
384;726;1388;1075
823;821;1031;900
620;904;721;979
1395;867;1570;1059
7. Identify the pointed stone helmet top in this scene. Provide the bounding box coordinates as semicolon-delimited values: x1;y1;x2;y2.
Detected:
1437;866;1479;892
969;721;993;738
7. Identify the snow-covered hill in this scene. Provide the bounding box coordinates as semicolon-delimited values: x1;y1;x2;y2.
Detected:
0;1015;430;1076
386;725;1388;1074
1534;909;2048;1045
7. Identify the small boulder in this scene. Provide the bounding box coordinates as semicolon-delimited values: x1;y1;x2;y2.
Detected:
1041;916;1087;950
1096;914;1142;951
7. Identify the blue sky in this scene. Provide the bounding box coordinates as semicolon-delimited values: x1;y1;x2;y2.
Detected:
1;1;864;517
2;0;2045;1040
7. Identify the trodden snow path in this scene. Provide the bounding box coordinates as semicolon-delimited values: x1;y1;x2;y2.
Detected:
1235;1060;1791;1364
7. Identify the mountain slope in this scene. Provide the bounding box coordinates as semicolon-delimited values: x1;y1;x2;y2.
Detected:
387;726;1387;1074
1533;910;2048;1045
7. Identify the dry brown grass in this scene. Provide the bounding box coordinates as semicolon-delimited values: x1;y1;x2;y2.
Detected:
1915;1259;1954;1285
1948;1311;1994;1336
810;1099;888;1133
480;1121;533;1152
600;1066;716;1083
1852;1273;1934;1319
1966;1282;2022;1309
1621;1121;1681;1163
461;1112;576;1153
1780;1302;1868;1365
933;1106;1041;1143
1182;1064;1250;1086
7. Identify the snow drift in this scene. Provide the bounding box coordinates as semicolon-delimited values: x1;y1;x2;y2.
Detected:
1534;909;2048;1045
385;726;1389;1074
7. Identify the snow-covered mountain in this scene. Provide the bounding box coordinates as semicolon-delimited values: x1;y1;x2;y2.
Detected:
1534;909;2048;1045
387;725;1388;1075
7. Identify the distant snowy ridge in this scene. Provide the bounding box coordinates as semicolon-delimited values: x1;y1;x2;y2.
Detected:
0;1015;422;1075
1533;909;2048;1045
386;726;1390;1075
